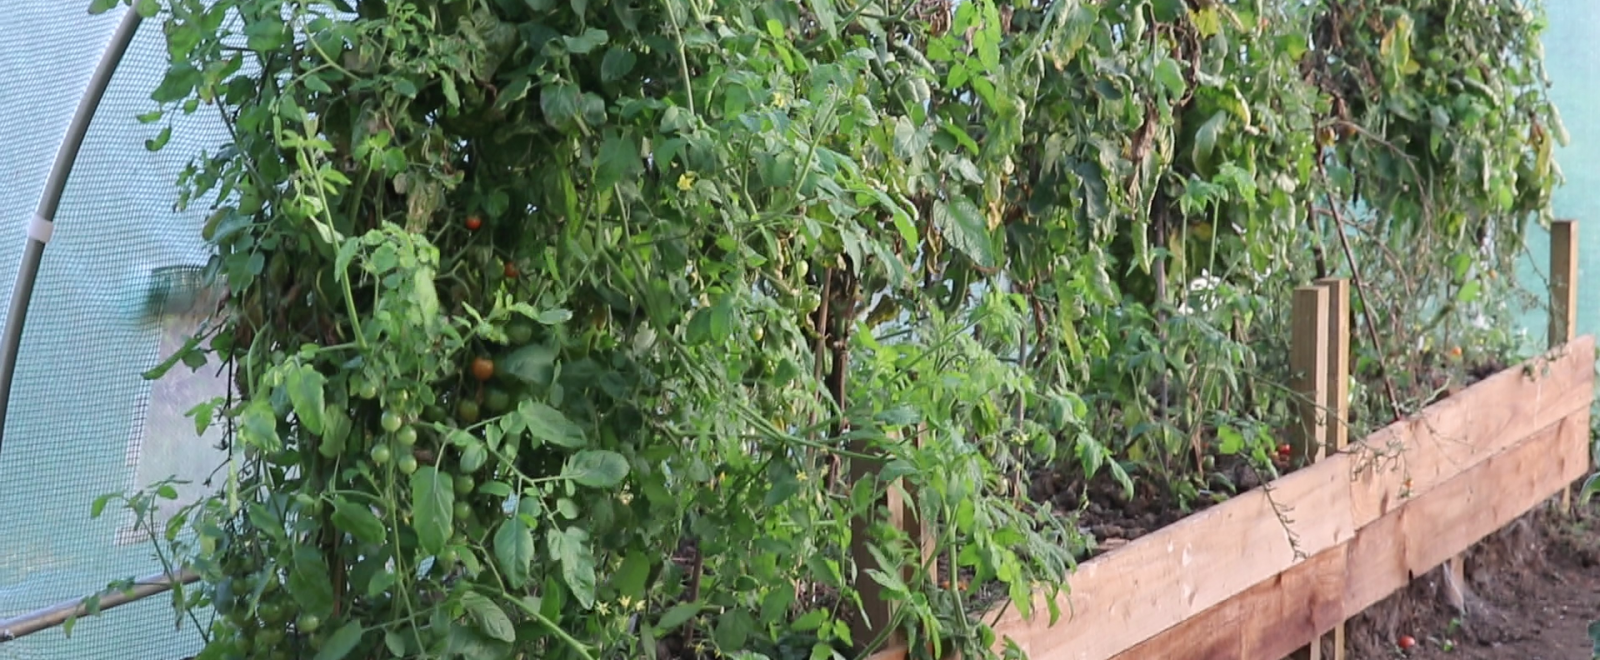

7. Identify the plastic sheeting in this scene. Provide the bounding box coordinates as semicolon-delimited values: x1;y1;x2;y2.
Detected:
0;3;226;659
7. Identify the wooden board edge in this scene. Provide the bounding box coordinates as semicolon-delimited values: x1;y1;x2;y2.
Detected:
1344;337;1594;527
1092;408;1588;660
1342;409;1589;617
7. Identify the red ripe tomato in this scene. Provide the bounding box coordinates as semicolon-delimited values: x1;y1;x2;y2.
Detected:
1397;635;1416;650
470;357;495;382
503;261;519;279
465;216;483;231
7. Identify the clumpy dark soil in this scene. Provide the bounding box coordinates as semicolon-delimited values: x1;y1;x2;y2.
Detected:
1343;491;1600;660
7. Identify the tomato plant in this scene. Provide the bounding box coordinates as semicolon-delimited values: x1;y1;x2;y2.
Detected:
93;0;1560;658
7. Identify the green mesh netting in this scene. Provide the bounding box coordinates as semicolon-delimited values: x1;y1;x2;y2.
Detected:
0;4;225;659
1518;0;1600;340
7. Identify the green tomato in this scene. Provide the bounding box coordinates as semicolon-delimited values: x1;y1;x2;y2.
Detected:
397;454;419;475
295;613;321;633
396;426;418;447
257;601;285;624
457;400;481;424
354;379;378;400
453;474;475;496
370;444;393;465
505;319;535;345
422;404;448;423
380;410;404;433
453;500;472;521
483;387;512;414
438;545;459;565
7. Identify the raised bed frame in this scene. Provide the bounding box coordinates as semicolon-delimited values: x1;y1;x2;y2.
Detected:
863;221;1594;660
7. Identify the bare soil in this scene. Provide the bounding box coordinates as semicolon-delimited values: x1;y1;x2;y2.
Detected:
1342;493;1600;660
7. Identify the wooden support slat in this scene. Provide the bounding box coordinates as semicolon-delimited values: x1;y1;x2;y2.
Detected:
1110;408;1590;660
850;435;901;650
1316;278;1351;455
1310;278;1351;659
988;452;1355;660
981;339;1593;660
1342;413;1589;614
871;339;1594;660
1550;220;1578;348
852;428;936;654
1549;219;1580;515
1344;336;1594;528
1290;286;1331;463
1288;284;1332;660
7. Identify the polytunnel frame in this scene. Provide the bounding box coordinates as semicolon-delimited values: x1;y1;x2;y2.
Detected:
0;7;201;645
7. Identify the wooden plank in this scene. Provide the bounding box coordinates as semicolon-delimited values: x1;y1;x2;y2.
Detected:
1109;545;1348;660
1344;336;1594;528
984;342;1590;660
1102;409;1588;660
988;453;1354;660
872;340;1594;660
1343;411;1589;615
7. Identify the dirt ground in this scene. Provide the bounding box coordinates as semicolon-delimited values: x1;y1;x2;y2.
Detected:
1343;493;1600;660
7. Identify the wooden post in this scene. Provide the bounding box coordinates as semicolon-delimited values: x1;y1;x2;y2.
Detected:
1551;220;1578;348
1315;277;1351;660
1289;286;1331;463
1550;219;1579;514
1288;283;1334;660
849;438;898;650
849;429;934;653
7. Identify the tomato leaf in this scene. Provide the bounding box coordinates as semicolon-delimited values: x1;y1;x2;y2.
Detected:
547;527;597;608
289;546;336;618
1217;425;1245;455
614;552;652;599
313;621;365;660
600;47;636;83
656;602;702;631
288;364;327;435
331;498;386;545
932;197;996;269
318;404;350;458
460;592;517;643
500;343;556;385
239;399;282;453
518;400;585;448
564;450;630;488
410;466;453;555
460;441;488;473
493;517;535;588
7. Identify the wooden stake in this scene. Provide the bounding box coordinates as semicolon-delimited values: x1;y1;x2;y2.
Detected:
1550;219;1579;514
850;428;934;653
849;434;899;650
1314;278;1351;660
1288;284;1333;660
1290;286;1331;463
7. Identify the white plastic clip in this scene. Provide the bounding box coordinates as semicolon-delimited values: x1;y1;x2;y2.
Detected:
27;214;53;244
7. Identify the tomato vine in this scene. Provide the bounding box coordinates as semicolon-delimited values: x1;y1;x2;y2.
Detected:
88;0;1561;659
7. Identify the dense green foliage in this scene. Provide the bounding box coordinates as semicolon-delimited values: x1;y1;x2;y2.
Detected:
91;0;1561;658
